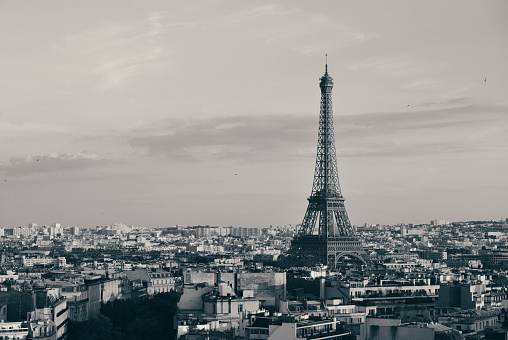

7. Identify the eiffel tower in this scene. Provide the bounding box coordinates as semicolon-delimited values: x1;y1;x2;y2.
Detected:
291;59;371;269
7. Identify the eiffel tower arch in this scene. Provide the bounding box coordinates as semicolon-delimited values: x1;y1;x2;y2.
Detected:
290;60;372;269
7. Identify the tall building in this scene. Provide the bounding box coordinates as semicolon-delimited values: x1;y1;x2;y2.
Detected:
291;61;371;269
70;226;79;236
231;227;260;238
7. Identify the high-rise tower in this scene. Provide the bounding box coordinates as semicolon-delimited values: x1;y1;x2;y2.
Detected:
291;61;371;269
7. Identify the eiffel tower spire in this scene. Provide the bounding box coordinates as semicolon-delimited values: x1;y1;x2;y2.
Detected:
291;59;371;268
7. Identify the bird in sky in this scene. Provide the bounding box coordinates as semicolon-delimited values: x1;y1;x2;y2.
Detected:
484;78;487;83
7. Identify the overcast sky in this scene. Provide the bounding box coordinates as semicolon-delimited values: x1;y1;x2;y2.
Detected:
1;1;507;228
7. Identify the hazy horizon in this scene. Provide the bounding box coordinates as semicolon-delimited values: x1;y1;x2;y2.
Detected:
1;1;507;229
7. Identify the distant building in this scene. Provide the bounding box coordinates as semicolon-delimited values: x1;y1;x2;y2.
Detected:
438;309;499;333
84;276;103;319
20;250;66;268
365;318;459;340
0;290;36;322
324;278;438;301
70;226;79;236
147;270;175;295
0;319;58;340
29;319;57;340
184;269;286;307
231;227;260;238
203;285;261;320
28;288;68;340
245;315;352;340
431;219;450;226
0;321;29;339
437;282;487;310
481;251;508;267
61;283;89;322
417;249;447;261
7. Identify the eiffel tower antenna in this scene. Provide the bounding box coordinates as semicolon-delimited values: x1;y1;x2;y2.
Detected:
290;61;371;269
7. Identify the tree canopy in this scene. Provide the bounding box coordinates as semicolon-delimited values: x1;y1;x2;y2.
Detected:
68;291;178;340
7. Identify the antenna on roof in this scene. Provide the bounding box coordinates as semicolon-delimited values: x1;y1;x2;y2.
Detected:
325;54;328;72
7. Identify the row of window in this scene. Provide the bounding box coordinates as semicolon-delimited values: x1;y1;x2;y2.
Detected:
152;279;172;285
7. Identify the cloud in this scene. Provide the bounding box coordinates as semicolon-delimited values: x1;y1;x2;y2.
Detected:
130;115;316;162
1;152;108;177
336;103;507;137
345;57;445;78
0;122;69;134
417;97;473;108
60;12;168;90
335;103;508;157
130;99;508;162
225;4;300;22
224;4;376;54
129;103;508;162
340;142;502;158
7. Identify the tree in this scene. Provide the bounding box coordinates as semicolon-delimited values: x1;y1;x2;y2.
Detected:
69;291;178;340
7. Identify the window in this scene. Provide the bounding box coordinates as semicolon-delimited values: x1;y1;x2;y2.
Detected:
238;304;243;313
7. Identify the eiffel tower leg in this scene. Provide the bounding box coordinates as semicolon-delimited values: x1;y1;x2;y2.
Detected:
319;209;328;237
333;210;352;236
300;208;318;236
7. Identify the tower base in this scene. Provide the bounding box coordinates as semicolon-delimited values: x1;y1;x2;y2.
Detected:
291;235;372;269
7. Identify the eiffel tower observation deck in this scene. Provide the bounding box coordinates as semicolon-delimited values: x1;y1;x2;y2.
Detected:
291;59;371;269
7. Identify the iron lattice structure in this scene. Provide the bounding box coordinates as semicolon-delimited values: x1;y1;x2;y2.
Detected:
291;64;371;268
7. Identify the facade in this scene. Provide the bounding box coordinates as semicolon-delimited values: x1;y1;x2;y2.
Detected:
231;228;261;238
0;320;60;340
65;293;88;323
61;284;88;322
29;295;68;340
147;270;175;295
437;283;486;310
245;316;352;340
0;321;29;340
236;272;286;307
84;277;102;320
29;320;57;340
324;279;439;301
0;290;36;322
20;251;66;268
481;251;508;267
365;318;435;340
53;277;125;322
203;295;261;320
438;310;499;333
101;278;121;303
178;282;264;338
183;269;286;308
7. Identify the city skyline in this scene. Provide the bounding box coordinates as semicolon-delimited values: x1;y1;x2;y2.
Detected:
1;1;507;228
